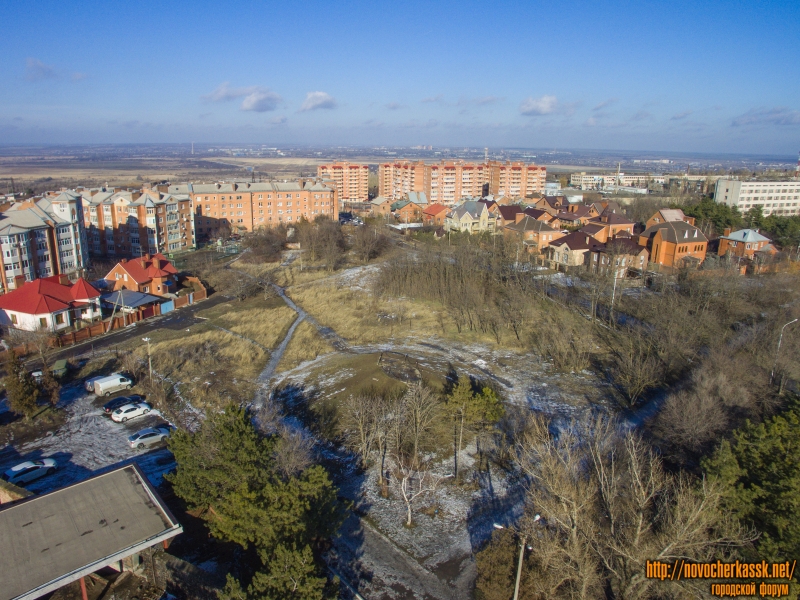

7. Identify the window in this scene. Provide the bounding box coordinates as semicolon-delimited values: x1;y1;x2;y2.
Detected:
55;313;64;325
39;317;47;328
10;314;17;325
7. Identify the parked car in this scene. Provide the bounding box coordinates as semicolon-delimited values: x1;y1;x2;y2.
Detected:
94;374;133;396
30;371;43;384
103;395;146;415
1;459;57;485
128;425;172;449
51;359;69;378
84;375;107;393
111;402;151;423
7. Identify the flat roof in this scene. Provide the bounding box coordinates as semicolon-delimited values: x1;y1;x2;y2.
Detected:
0;464;181;600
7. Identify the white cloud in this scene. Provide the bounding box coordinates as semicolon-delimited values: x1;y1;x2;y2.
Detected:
519;95;558;116
300;91;336;112
386;102;405;110
241;90;281;112
270;116;287;125
25;58;56;81
732;107;800;127
203;82;282;112
421;94;444;103
71;72;88;82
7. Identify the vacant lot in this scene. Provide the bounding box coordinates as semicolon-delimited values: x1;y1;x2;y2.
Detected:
196;294;296;349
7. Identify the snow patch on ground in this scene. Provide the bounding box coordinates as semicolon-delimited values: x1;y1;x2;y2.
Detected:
0;383;175;494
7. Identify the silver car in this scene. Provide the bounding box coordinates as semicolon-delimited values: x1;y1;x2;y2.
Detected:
128;426;171;449
2;459;57;485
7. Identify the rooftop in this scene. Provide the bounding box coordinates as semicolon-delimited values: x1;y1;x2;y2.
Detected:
0;464;181;600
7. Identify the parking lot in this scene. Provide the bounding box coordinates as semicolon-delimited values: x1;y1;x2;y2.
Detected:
0;382;176;495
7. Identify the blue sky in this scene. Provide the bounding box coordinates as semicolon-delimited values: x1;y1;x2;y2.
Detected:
1;0;799;154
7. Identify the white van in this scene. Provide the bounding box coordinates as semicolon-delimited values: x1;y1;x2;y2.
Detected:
93;374;133;396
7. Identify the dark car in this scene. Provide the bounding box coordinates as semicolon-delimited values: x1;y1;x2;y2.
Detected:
103;394;145;414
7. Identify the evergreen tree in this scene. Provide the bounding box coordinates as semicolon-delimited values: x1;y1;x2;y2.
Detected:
4;350;39;419
167;404;343;599
705;398;800;562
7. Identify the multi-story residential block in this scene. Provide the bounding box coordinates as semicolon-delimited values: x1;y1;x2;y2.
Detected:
379;160;546;203
714;179;800;216
317;162;370;202
168;180;337;244
82;188;195;256
570;172;666;190
0;192;88;293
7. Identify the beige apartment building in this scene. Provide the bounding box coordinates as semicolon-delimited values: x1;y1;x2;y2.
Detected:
379;160;546;204
82;188;195;256
168;180;337;243
317;162;370;202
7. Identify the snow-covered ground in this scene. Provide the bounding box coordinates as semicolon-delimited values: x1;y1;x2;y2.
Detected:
0;383;175;494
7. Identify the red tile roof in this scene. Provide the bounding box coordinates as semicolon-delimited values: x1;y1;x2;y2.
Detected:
423;204;449;216
0;277;101;316
112;254;177;284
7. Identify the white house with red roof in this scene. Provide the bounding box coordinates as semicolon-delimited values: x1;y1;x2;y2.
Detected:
104;253;178;297
0;275;102;331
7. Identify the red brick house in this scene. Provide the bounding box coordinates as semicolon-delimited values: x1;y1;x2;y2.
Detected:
105;253;178;297
422;204;449;226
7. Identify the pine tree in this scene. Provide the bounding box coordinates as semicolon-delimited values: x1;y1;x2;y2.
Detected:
705;398;800;562
5;350;39;419
167;404;344;598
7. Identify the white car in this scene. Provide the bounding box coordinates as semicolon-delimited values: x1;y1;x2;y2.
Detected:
111;402;152;423
2;459;57;485
128;426;171;449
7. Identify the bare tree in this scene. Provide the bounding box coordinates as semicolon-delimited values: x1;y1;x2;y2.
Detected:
340;391;380;470
273;425;314;479
510;415;753;600
392;457;451;527
603;325;663;406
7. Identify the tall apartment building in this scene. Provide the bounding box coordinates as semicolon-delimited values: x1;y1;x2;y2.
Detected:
167;180;337;243
82;189;195;257
0;192;88;293
317;162;370;202
379;160;546;204
714;179;800;217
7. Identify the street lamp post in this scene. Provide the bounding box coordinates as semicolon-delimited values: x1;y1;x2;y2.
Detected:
770;318;798;387
494;514;540;600
142;337;152;384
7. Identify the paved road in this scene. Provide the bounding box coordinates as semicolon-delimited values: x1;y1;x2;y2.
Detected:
25;292;231;369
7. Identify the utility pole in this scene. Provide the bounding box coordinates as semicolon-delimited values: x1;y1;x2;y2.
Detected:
142;337;153;384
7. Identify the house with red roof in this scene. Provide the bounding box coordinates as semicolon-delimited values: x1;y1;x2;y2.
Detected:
422;204;449;226
0;275;102;331
104;253;178;297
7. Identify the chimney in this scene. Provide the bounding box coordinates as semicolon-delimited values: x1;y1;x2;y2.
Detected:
723;227;731;237
585;236;590;244
58;274;70;286
153;257;160;269
13;275;26;289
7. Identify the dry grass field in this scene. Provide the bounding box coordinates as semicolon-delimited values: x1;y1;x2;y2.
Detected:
196;295;297;349
287;282;510;348
129;324;267;410
277;320;334;371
